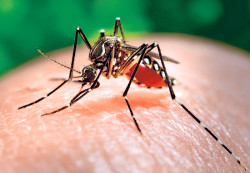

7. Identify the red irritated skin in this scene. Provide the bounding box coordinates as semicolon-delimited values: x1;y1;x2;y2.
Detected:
0;35;249;173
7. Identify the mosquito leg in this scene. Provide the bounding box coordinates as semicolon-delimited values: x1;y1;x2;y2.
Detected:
41;86;90;116
175;98;246;170
41;71;103;116
113;17;125;40
18;79;69;109
150;42;246;170
77;27;92;50
68;27;91;80
41;78;99;116
41;46;113;116
122;43;148;134
18;28;91;110
114;43;148;77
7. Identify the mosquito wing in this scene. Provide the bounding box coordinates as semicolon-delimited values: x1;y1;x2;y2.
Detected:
121;44;179;64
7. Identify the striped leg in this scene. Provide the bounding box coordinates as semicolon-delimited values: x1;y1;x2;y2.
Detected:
150;42;246;170
122;43;148;134
175;98;246;170
41;46;113;116
18;27;91;110
18;79;69;109
41;86;90;116
114;17;125;40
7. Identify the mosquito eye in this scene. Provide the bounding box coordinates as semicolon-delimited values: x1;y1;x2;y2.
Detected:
82;65;96;82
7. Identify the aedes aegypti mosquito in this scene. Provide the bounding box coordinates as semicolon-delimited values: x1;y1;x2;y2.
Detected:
18;17;246;170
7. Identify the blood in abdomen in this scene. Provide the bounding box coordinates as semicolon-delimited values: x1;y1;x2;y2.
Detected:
125;63;166;88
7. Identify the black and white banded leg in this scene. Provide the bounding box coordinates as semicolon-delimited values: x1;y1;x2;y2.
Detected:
18;79;69;110
154;42;246;170
41;47;113;116
114;17;125;40
18;27;91;110
122;43;148;134
175;98;246;170
40;84;90;116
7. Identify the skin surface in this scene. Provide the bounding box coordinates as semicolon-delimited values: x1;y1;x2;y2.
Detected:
0;35;249;173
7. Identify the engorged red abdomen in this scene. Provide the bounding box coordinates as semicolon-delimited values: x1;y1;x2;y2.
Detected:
125;63;167;88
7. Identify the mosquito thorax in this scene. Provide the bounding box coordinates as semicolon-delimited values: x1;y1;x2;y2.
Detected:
82;65;96;83
89;36;124;68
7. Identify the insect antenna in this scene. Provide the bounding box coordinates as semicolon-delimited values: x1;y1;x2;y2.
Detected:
37;49;81;74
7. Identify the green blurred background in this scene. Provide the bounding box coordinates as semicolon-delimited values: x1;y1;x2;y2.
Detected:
0;0;249;77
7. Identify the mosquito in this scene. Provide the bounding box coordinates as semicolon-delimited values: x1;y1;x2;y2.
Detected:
18;17;246;170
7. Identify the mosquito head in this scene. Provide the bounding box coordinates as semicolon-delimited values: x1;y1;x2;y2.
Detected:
82;65;97;83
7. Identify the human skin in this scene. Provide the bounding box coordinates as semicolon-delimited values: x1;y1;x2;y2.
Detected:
0;35;249;173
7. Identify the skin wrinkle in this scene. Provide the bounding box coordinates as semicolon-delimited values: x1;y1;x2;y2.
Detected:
169;102;225;171
140;139;159;172
100;136;118;172
101;129;118;172
98;136;118;172
146;133;175;169
0;35;249;172
145;111;197;171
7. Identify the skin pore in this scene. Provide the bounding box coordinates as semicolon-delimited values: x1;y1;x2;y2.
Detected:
0;35;249;172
